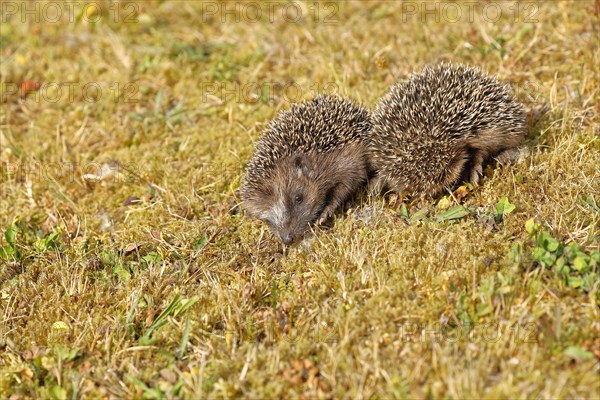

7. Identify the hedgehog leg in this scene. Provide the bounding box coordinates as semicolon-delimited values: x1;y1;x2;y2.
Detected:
317;205;337;225
316;183;355;225
317;199;343;225
317;211;330;225
470;150;485;186
367;175;385;197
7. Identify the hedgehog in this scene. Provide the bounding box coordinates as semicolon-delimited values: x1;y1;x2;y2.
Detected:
369;63;527;198
241;95;372;245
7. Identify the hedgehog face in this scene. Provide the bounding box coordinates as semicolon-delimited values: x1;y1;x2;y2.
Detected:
241;95;372;244
247;154;325;245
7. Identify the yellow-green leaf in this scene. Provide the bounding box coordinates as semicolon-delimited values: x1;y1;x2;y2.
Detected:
436;205;471;222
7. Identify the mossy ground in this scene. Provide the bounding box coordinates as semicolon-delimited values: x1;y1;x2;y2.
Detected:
0;1;599;398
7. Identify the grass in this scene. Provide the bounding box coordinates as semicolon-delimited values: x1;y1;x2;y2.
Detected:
0;0;599;398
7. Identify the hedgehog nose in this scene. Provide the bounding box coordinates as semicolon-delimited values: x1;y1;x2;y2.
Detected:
282;233;294;245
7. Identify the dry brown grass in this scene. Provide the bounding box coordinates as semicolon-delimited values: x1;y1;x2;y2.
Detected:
0;1;599;398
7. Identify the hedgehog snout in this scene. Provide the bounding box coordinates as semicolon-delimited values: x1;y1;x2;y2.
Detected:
281;231;295;246
275;222;299;246
275;215;308;246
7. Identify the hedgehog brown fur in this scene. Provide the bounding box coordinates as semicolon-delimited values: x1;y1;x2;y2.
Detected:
370;63;527;198
241;95;372;245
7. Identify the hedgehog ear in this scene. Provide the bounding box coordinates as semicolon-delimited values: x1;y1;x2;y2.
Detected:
294;154;312;178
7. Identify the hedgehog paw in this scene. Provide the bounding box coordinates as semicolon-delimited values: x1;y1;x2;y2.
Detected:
367;176;384;198
470;163;484;186
468;149;486;186
317;210;333;225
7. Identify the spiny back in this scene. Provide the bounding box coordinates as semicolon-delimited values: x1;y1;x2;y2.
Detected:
372;64;525;142
370;63;526;196
243;95;372;193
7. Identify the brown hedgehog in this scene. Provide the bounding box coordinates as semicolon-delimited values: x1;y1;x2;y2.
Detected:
241;95;372;245
370;63;527;197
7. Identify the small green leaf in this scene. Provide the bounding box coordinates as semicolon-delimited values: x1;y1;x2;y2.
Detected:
55;345;80;362
555;257;567;273
495;197;516;216
113;264;131;282
44;231;60;248
566;275;583;288
514;173;524;183
545;237;560;252
532;247;546;262
138;335;158;346
0;246;15;260
569;243;581;251
581;273;598;292
436;205;471;222
398;203;409;219
193;236;208;251
542;251;557;267
532;247;556;267
572;256;589;272
48;385;67;400
34;230;61;253
101;251;117;266
476;303;492;317
142;252;162;268
410;208;429;221
564;345;594;360
537;232;560;252
437;196;452;210
525;218;539;235
4;226;17;248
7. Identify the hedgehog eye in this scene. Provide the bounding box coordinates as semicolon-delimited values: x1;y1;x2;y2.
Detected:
294;194;303;204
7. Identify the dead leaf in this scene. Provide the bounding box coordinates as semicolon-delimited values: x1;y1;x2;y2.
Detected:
20;80;41;97
159;368;177;384
124;243;141;254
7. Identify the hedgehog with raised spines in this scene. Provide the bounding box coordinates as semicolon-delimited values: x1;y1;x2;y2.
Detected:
370;63;527;198
241;95;372;245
